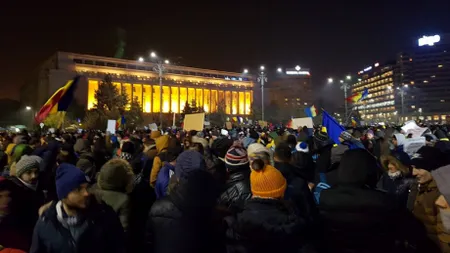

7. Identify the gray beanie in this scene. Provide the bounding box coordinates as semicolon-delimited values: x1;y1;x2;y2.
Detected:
16;155;42;178
432;165;450;203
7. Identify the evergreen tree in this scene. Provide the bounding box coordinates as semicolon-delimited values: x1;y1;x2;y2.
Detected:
209;100;227;127
125;97;144;128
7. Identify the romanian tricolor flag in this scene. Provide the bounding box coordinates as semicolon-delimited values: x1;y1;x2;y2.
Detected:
35;76;81;123
346;88;369;103
304;105;318;118
116;115;126;129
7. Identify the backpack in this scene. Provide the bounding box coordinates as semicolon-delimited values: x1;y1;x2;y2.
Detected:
313;172;330;204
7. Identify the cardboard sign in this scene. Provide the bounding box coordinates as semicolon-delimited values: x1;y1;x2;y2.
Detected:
225;122;232;130
292;117;314;129
403;137;426;157
149;123;158;131
258;120;268;128
402;120;428;138
204;121;210;126
183;113;205;131
107;120;116;134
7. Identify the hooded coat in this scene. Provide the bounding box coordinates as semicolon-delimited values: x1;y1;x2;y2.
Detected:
319;149;431;253
150;136;169;187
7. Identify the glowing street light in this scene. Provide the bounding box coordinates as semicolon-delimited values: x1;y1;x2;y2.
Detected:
243;69;249;74
327;78;333;83
260;65;265;71
295;65;301;71
164;59;170;64
150;52;157;58
138;57;144;62
346;75;351;80
340;80;344;83
277;67;282;73
404;84;408;88
26;106;31;110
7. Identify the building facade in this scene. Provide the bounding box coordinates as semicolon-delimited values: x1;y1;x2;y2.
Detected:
22;52;254;118
353;62;396;122
396;34;450;122
266;66;313;118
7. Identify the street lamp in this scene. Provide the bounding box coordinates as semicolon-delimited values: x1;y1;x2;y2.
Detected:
346;75;351;80
243;69;249;74
257;67;268;121
138;57;144;62
26;106;31;110
150;51;169;127
277;67;282;73
340;80;351;122
327;78;333;84
397;86;407;123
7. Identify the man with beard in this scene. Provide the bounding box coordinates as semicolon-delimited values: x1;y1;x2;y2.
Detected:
8;155;45;233
30;163;125;253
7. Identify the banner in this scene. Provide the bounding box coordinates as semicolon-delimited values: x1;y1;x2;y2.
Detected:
403;137;426;156
402;120;427;138
225;122;232;130
183;113;205;131
292;117;314;129
149;123;158;131
107;120;116;134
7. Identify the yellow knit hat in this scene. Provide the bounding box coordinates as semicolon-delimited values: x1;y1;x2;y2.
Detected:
250;164;287;199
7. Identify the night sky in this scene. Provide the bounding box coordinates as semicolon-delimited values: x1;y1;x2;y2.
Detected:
2;1;450;108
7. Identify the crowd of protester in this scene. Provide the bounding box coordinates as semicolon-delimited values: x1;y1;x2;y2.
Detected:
0;123;450;252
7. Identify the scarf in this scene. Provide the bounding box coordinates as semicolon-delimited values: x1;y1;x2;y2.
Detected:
18;178;37;191
388;171;402;179
56;201;88;243
119;152;133;162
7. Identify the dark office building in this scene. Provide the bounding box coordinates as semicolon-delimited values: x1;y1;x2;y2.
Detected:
266;66;313;118
397;34;450;122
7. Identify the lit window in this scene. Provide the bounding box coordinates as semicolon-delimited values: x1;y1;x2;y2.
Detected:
296;98;300;101
411;105;416;109
410;81;414;84
438;64;443;68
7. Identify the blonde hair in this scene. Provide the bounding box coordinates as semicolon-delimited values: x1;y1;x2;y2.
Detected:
380;155;409;174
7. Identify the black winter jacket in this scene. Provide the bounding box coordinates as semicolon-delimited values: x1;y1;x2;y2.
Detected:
319;149;433;253
218;169;252;213
30;200;126;253
226;198;306;253
148;170;224;253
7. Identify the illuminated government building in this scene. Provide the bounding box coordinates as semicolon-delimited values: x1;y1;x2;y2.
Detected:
22;52;254;118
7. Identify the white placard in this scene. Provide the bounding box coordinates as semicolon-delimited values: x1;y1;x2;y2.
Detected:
204;121;210;126
107;120;116;135
149;123;158;131
48;128;55;134
402;120;428;138
292;117;314;129
39;123;44;129
403;137;426;157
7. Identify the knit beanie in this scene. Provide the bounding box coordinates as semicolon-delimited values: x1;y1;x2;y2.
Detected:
175;150;206;180
296;142;309;153
250;164;287;199
56;163;90;200
15;155;42;178
411;146;449;171
211;137;233;159
225;144;249;171
98;159;133;193
432;165;450;203
247;143;270;159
